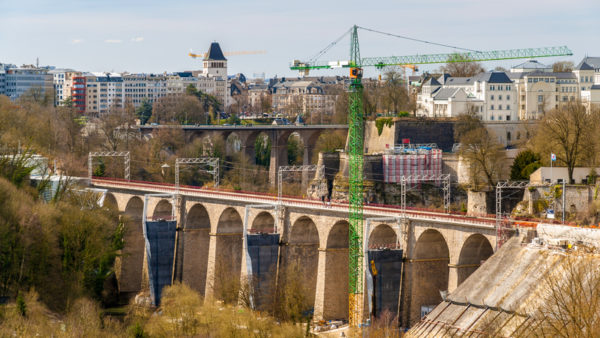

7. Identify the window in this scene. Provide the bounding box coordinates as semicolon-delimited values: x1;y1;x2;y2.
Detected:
498;115;502;120
534;78;538;83
491;115;494;120
507;105;511;110
490;85;495;90
491;95;495;100
499;105;503;110
507;131;512;141
507;95;510;100
506;115;511;121
538;95;543;103
491;104;495;110
545;78;549;83
498;85;503;90
506;85;511;90
528;78;532;83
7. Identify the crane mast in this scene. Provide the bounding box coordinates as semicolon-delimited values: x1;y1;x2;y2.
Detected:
347;25;365;326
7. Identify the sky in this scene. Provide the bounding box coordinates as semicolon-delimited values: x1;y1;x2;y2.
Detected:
1;0;599;78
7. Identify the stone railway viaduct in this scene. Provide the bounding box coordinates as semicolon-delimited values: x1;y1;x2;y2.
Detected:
139;125;348;187
95;178;496;327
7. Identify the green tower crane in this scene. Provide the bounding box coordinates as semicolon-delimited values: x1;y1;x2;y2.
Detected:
290;25;572;327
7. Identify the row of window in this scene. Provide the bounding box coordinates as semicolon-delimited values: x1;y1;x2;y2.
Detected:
490;104;511;110
490;94;511;100
489;115;512;121
489;85;512;91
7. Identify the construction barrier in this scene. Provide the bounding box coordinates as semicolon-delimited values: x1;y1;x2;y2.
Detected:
246;233;280;309
144;220;177;306
367;249;403;318
383;149;442;183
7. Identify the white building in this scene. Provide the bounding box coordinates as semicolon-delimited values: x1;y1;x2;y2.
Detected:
417;72;517;121
417;57;600;121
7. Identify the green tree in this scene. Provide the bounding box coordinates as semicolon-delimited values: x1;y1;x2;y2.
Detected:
510;150;540;180
286;134;304;165
136;99;153;125
255;134;271;167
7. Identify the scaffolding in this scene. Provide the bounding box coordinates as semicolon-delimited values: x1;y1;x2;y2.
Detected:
175;157;219;193
277;164;324;203
495;181;557;248
88;151;130;181
400;174;451;217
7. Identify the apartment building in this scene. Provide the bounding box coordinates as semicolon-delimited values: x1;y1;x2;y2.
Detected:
1;66;53;100
271;80;336;116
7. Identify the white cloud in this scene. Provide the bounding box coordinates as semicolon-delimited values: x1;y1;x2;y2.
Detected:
71;38;83;44
131;37;144;42
104;39;122;44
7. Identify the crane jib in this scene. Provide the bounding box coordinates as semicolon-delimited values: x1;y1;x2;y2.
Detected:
289;46;573;71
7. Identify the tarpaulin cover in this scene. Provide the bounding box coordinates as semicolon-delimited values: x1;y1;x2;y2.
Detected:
144;220;177;305
367;249;403;317
383;149;442;183
246;233;280;308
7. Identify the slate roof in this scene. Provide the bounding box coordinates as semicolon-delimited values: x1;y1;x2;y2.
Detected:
526;71;576;79
423;77;441;86
474;71;513;84
437;73;451;84
443;77;474;86
592;84;600;90
511;59;549;70
433;88;460;100
577;57;600;70
204;42;226;61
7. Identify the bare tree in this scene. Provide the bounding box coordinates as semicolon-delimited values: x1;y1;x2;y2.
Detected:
440;54;485;77
552;61;575;73
531;101;600;183
96;104;136;151
457;113;506;189
523;254;600;337
381;69;410;114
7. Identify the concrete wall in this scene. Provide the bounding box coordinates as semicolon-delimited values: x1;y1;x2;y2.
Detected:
365;120;396;154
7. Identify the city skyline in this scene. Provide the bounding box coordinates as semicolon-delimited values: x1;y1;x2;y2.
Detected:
2;0;599;78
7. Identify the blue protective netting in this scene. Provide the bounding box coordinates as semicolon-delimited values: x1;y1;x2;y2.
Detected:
144;220;177;305
367;249;403;317
246;234;280;308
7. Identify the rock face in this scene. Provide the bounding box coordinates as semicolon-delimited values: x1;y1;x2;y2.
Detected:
467;190;488;216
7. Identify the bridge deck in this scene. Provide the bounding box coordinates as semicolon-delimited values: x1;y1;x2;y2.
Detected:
92;178;496;229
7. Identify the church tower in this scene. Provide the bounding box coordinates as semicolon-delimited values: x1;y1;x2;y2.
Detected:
203;42;227;77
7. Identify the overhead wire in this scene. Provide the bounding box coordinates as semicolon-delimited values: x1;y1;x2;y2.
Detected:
357;26;482;53
307;27;352;64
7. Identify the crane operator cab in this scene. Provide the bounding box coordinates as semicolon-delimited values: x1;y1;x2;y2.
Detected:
350;67;363;80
